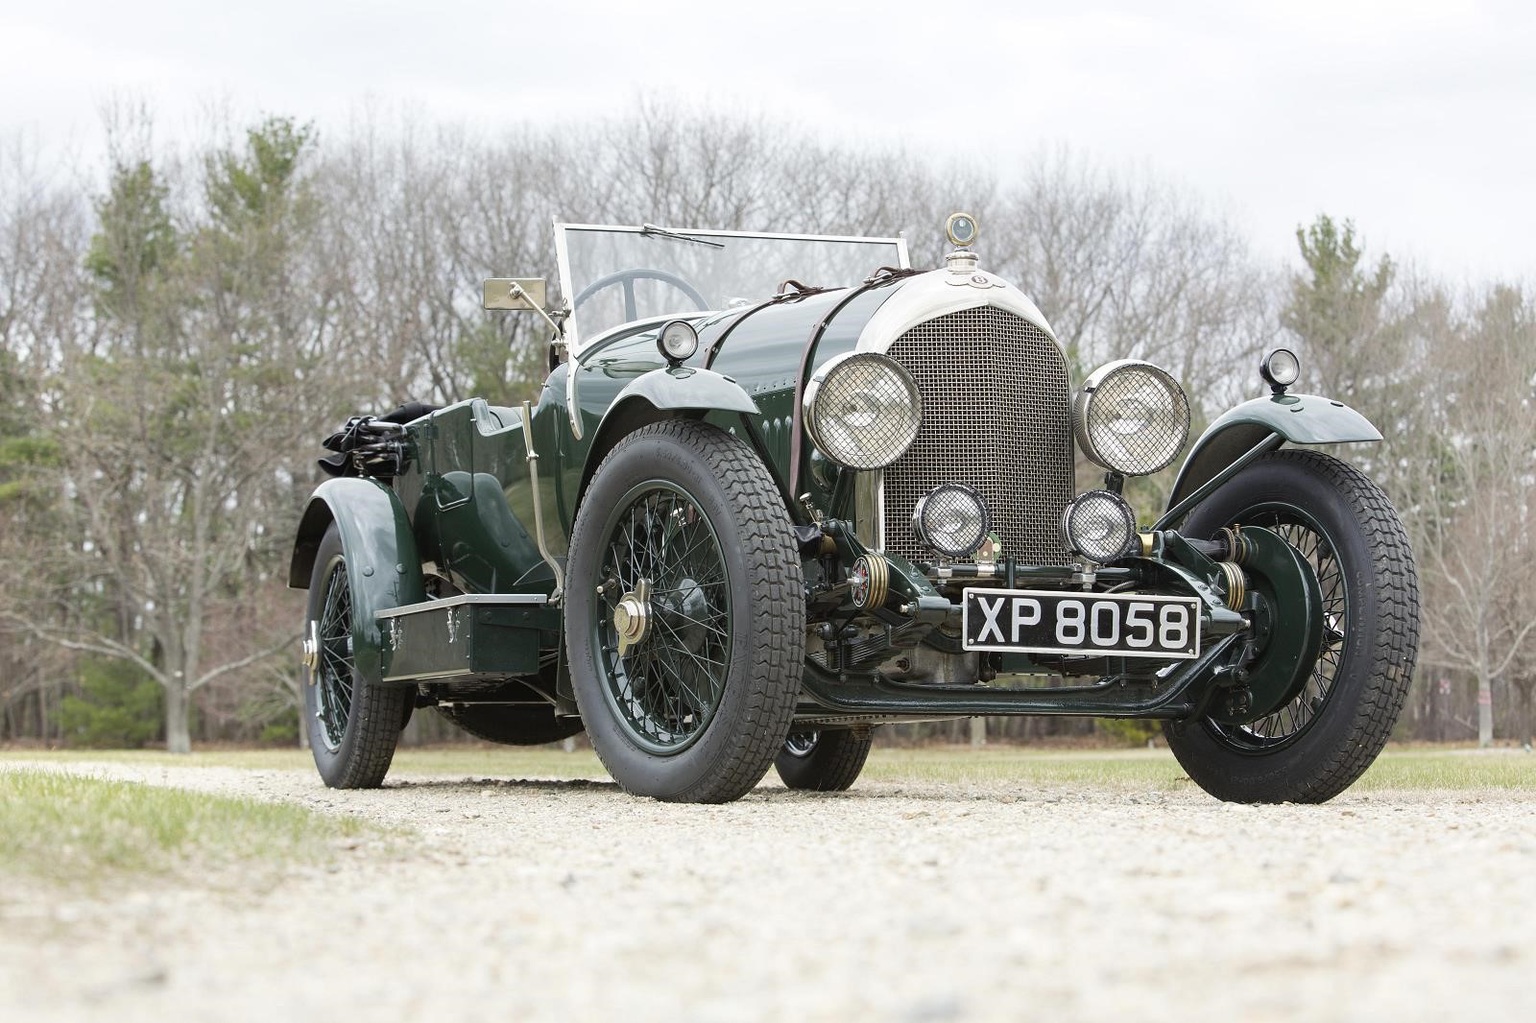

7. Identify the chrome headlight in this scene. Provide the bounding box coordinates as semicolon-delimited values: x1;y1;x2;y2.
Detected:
803;352;921;470
1061;490;1136;563
912;484;989;559
1073;361;1190;476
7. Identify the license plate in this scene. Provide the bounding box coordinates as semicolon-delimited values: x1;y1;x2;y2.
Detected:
962;588;1201;659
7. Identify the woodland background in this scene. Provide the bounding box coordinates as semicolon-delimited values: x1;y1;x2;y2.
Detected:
2;103;1532;751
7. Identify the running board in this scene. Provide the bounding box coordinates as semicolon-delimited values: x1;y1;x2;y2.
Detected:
375;593;558;684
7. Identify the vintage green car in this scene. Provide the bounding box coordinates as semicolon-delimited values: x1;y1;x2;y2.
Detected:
290;214;1419;803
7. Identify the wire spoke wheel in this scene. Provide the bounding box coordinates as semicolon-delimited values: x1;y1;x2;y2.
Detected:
314;558;356;752
594;484;733;753
1165;450;1419;803
1209;510;1346;751
301;523;407;789
567;420;804;804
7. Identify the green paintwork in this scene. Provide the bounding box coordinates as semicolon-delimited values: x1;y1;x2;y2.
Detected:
377;595;559;683
606;365;760;417
293;246;1377;725
1211;525;1324;724
798;634;1245;718
290;476;426;685
393;398;558;595
1166;393;1381;511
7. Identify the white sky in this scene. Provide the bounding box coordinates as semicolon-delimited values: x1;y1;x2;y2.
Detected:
2;0;1532;284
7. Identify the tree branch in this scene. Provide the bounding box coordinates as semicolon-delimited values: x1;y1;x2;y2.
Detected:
188;632;298;692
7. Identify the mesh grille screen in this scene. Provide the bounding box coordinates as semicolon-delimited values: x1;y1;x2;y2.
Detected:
884;306;1075;567
810;355;922;469
1080;367;1190;474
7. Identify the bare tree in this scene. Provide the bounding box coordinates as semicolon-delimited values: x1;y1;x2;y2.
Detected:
1415;284;1536;746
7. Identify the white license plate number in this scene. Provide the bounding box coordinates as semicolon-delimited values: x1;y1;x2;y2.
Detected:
961;589;1201;659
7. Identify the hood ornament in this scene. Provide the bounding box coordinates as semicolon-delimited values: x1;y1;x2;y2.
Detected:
944;212;982;273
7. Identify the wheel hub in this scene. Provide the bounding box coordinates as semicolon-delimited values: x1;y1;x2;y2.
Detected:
613;578;652;656
301;620;319;677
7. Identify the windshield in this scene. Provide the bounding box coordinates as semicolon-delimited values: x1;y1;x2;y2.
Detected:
556;224;908;351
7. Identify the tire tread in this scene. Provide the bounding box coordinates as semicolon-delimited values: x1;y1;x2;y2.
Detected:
574;419;804;804
1166;449;1419;803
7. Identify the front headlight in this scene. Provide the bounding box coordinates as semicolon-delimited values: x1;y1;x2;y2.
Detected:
1073;360;1190;476
803;352;922;470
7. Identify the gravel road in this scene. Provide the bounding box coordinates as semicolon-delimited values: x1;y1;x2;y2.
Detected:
2;759;1533;1023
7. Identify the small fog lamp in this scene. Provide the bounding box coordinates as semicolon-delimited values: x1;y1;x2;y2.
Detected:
912;484;990;559
1260;348;1301;393
658;320;699;364
1061;490;1137;564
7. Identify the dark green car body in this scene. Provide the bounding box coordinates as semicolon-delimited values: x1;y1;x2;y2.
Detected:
290;219;1418;803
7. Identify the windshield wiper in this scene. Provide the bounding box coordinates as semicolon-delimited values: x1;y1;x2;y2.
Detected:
641;224;726;249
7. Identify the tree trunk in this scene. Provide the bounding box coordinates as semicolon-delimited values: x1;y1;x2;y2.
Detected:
1520;684;1533;751
969;716;986;749
1477;675;1494;748
165;681;192;754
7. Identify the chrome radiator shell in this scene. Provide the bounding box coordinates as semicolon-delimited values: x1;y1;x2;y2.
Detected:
881;306;1076;567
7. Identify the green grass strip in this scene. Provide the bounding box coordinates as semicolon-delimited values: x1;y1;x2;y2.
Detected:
0;770;371;889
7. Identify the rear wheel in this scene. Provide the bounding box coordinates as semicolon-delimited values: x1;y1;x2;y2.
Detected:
566;420;804;803
1164;450;1419;803
303;523;408;788
774;729;873;792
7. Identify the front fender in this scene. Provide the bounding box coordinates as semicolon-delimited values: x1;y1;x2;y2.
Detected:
1166;393;1381;510
289;477;426;685
582;366;762;491
608;365;760;418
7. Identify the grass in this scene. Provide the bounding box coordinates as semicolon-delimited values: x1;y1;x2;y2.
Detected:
0;745;1526;897
3;742;1531;793
863;745;1536;792
0;770;374;892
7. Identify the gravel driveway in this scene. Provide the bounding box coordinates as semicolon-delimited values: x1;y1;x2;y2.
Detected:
2;759;1532;1023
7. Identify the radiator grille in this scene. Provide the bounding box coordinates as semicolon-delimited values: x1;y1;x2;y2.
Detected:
883;306;1076;567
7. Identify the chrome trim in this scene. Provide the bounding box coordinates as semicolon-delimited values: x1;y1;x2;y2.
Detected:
802;351;921;470
375;592;548;620
852;267;1055;355
558;222;911;246
553;217;577;347
1073;360;1190;476
553;219;584;439
854;469;883;549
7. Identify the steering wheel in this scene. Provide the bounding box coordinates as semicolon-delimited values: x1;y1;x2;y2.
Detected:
572;268;710;321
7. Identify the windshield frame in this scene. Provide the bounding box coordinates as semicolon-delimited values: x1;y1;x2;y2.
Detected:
554;222;910;356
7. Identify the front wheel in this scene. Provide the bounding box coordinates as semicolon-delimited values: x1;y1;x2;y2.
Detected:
302;523;409;788
566;420;804;803
1164;450;1419;803
774;729;873;792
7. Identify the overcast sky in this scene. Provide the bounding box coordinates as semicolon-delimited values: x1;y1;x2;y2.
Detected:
2;0;1531;284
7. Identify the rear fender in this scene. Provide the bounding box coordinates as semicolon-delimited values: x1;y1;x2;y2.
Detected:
289;477;426;684
1165;393;1381;512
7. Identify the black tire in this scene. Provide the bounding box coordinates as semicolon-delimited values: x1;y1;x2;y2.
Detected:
774;730;873;792
1164;450;1419;803
303;523;409;788
437;704;584;746
566;420;804;803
